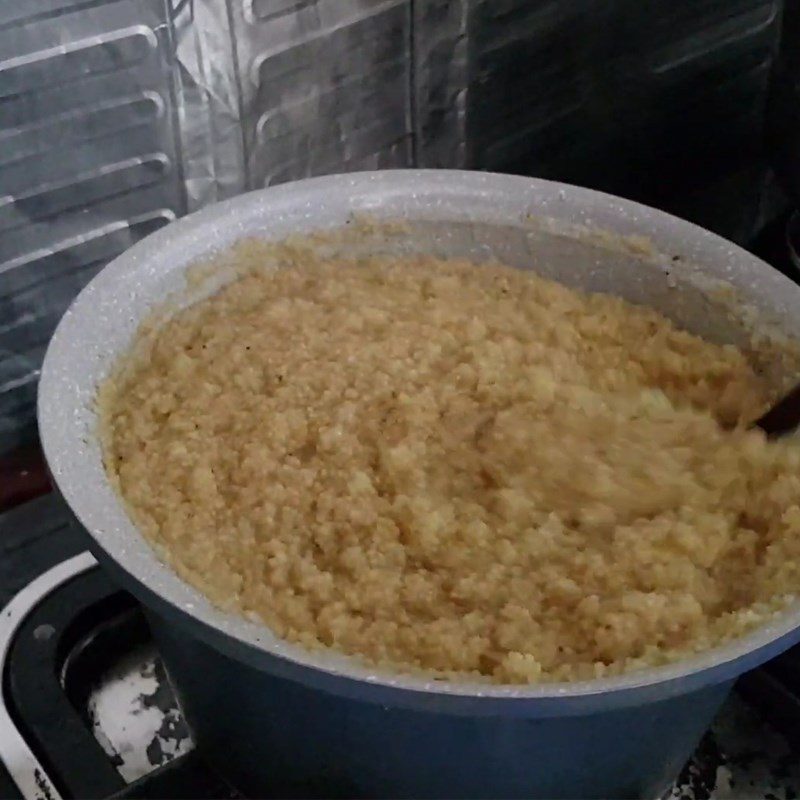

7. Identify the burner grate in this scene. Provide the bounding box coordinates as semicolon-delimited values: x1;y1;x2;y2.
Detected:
0;543;238;800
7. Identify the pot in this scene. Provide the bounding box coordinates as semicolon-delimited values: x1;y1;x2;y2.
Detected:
38;170;800;799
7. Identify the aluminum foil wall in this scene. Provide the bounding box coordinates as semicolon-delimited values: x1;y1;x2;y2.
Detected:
0;0;787;451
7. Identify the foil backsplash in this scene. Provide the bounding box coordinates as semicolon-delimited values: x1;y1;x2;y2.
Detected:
0;0;786;451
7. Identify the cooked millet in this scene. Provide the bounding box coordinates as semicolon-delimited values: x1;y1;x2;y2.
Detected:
99;243;800;683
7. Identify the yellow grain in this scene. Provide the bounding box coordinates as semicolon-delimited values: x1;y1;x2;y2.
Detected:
99;248;800;683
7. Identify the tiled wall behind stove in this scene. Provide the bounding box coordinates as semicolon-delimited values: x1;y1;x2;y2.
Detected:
0;0;790;452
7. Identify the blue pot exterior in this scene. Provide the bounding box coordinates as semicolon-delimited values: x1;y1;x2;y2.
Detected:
150;612;734;799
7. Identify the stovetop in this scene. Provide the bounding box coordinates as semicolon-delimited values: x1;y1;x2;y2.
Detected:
0;494;799;800
0;495;240;800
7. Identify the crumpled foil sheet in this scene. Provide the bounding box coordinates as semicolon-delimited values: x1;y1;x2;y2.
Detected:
171;0;247;208
413;0;468;167
0;0;786;452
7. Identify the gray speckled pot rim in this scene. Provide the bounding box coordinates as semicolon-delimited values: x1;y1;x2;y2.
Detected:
38;170;800;711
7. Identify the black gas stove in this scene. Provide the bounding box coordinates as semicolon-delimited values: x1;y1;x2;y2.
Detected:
0;495;240;800
0;494;799;800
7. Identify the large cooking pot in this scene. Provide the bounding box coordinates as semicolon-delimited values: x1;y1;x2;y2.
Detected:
38;171;800;799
